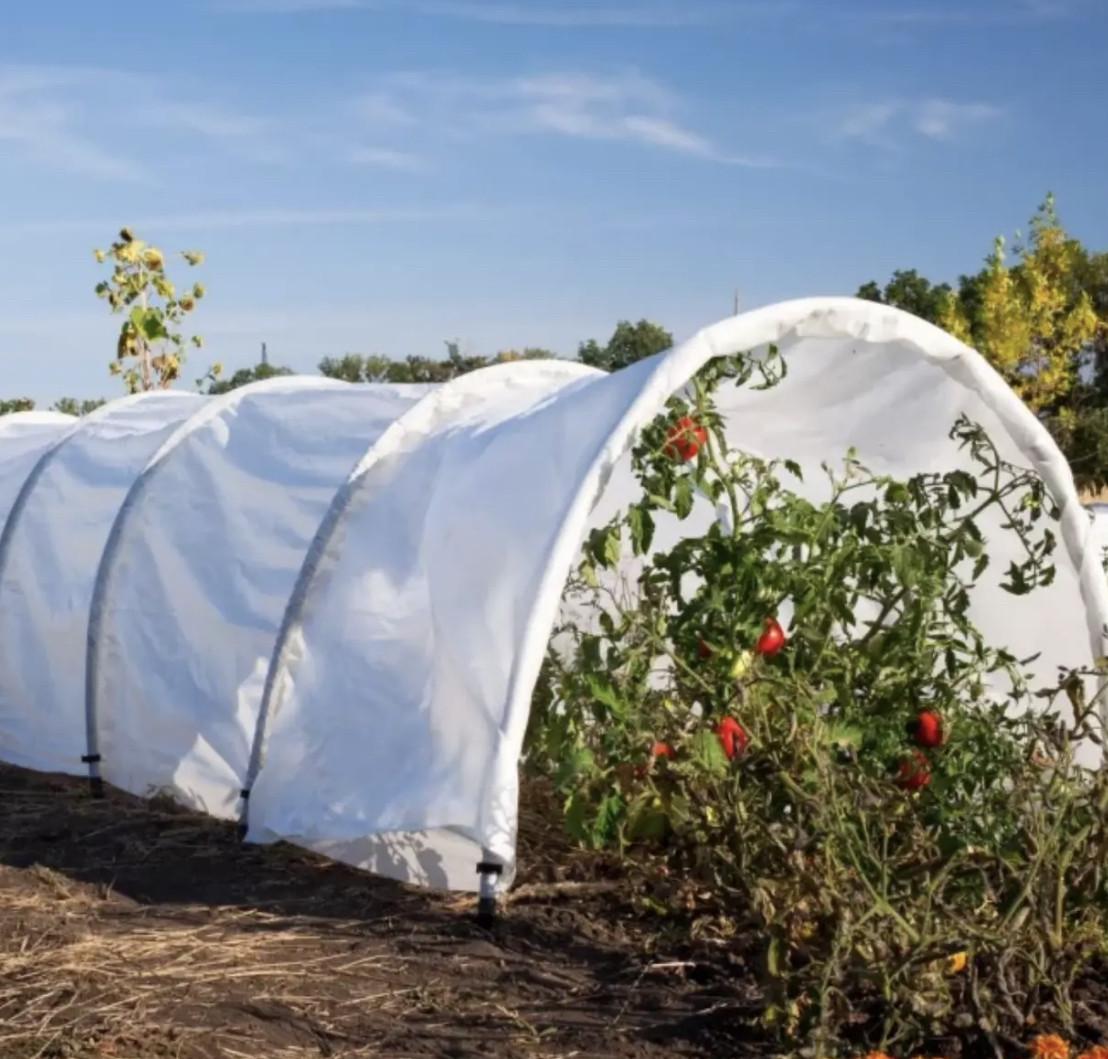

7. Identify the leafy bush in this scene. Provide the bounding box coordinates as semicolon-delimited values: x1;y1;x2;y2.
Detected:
528;350;1108;1056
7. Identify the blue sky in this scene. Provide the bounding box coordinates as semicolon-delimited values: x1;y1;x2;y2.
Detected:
2;0;1106;404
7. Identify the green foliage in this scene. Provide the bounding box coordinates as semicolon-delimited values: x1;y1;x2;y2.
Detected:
856;269;953;325
577;319;673;372
529;353;1107;1055
318;343;557;384
52;397;106;416
203;361;293;395
0;398;36;415
94;228;207;393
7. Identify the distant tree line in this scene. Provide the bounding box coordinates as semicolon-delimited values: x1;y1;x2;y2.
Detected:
6;198;1107;491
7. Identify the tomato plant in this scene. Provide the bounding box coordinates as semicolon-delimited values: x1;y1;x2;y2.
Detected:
527;347;1108;1057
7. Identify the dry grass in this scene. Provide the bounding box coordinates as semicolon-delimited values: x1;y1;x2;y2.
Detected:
0;864;419;1058
0;767;723;1059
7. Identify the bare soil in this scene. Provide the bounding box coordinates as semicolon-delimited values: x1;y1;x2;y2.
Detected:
0;764;760;1059
3;764;1107;1059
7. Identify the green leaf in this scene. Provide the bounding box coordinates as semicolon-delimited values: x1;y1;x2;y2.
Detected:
591;793;625;848
674;475;694;519
628;503;655;556
564;791;590;843
688;728;729;777
625;796;669;842
554;746;595;789
825;722;863;751
586;672;624;717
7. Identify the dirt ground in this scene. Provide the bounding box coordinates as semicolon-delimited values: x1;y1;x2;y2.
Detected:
0;764;762;1059
4;764;1108;1059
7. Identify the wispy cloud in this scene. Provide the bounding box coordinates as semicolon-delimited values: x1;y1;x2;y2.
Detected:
833;98;1003;146
0;65;284;179
353;70;776;165
856;0;1088;27
0;67;147;181
348;146;427;171
216;0;775;28
0;206;477;235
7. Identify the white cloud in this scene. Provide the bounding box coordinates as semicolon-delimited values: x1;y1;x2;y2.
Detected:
0;65;284;179
0;67;147;181
217;0;740;26
353;69;774;165
0;205;478;235
834;98;1003;146
348;146;426;171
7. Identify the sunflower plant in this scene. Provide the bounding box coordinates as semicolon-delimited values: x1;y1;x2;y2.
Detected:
94;228;209;393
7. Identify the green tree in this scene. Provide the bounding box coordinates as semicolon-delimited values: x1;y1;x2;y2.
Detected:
577;319;673;372
94;228;207;393
204;361;292;395
0;398;36;415
856;269;953;324
318;343;558;385
52;397;106;416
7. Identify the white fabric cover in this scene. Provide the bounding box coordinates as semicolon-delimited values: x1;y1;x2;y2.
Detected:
245;299;1108;892
0;298;1103;896
0;393;204;773
245;360;601;890
0;412;75;524
88;378;431;817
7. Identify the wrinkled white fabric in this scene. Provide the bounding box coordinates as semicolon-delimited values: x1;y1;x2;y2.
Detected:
89;378;430;817
0;298;1104;896
0;393;203;773
247;299;1108;892
0;412;74;525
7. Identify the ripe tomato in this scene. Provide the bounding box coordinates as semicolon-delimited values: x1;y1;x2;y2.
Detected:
755;617;787;656
664;416;708;462
716;717;749;760
651;741;674;759
911;710;944;748
896;751;932;791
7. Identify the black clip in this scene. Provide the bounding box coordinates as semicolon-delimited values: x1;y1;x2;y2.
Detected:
81;753;101;764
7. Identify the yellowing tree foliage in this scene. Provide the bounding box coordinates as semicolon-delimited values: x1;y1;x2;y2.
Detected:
938;196;1100;412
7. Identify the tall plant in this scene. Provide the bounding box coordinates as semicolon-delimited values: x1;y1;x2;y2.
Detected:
529;350;1108;1055
94;229;207;393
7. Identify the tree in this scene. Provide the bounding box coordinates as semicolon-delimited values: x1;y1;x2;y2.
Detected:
858;197;1103;417
577;319;673;372
53;397;106;416
0;398;35;416
204;361;292;395
940;196;1100;413
318;343;558;385
856;269;952;325
94;228;207;393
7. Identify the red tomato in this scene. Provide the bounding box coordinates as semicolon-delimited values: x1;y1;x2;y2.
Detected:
912;710;944;748
754;617;787;656
664;416;708;462
716;717;749;760
896;751;932;791
697;639;713;660
651;741;674;759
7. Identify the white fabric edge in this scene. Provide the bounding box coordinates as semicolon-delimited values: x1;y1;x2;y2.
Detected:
241;358;603;832
0;410;77;431
83;376;352;779
484;296;1108;847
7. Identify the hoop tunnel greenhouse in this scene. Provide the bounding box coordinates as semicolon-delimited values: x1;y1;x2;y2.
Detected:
0;298;1104;897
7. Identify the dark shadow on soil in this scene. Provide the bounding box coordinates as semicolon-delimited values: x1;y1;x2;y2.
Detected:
0;762;762;1059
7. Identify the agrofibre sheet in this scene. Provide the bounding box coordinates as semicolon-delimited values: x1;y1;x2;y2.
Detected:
0;298;1105;895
